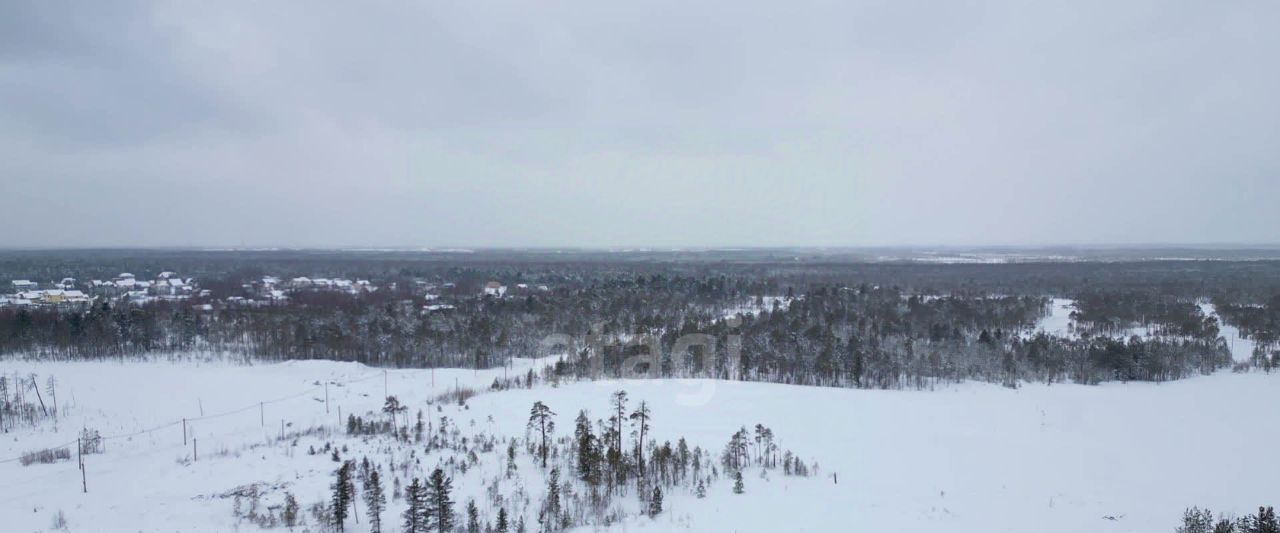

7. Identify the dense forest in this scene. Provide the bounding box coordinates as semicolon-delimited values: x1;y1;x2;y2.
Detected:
1;250;1278;390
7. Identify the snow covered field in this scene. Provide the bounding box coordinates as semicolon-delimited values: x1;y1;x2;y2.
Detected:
2;357;1278;532
1031;297;1077;337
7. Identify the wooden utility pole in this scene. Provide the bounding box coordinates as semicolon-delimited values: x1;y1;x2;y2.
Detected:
79;439;86;493
30;377;48;416
182;418;187;446
193;438;198;462
259;402;264;427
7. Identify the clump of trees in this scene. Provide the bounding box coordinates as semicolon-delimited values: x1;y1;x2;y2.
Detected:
559;285;1234;389
1072;291;1220;338
0;372;60;432
303;389;816;532
1175;506;1277;533
1215;295;1280;367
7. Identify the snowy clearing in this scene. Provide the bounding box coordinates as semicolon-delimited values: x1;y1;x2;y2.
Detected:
1;359;1278;532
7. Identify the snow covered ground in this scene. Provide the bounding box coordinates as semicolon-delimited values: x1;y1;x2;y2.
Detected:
2;357;1278;532
1031;297;1077;337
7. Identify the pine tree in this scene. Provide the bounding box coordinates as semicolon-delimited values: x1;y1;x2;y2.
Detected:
282;492;299;528
528;401;556;468
675;438;690;482
466;500;480;533
722;427;750;470
495;507;509;533
543;468;562;529
732;471;744;494
648;486;663;517
609;391;628;453
331;460;355;531
1177;508;1214;533
426;468;454;533
364;470;386;533
629;401;652;474
574;410;600;488
359;457;372;485
695;478;706;499
402;478;428;533
1258;506;1279;533
383;395;405;421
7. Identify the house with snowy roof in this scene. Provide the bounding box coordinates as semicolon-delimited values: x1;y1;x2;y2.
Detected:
482;281;507;297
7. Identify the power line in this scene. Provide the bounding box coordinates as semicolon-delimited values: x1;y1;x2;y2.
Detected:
0;368;383;465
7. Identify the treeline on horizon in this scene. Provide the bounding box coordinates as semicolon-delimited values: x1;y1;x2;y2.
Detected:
1;256;1279;390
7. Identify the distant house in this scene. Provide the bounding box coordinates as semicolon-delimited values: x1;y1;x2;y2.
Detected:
156;277;189;296
38;290;90;305
12;280;37;291
483;281;506;297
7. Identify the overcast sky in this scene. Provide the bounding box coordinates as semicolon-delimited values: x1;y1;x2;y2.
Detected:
1;1;1277;248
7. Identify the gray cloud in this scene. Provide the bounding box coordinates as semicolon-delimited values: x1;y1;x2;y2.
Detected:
1;0;1277;248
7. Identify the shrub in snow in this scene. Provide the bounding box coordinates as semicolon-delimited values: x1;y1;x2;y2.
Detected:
19;446;70;466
